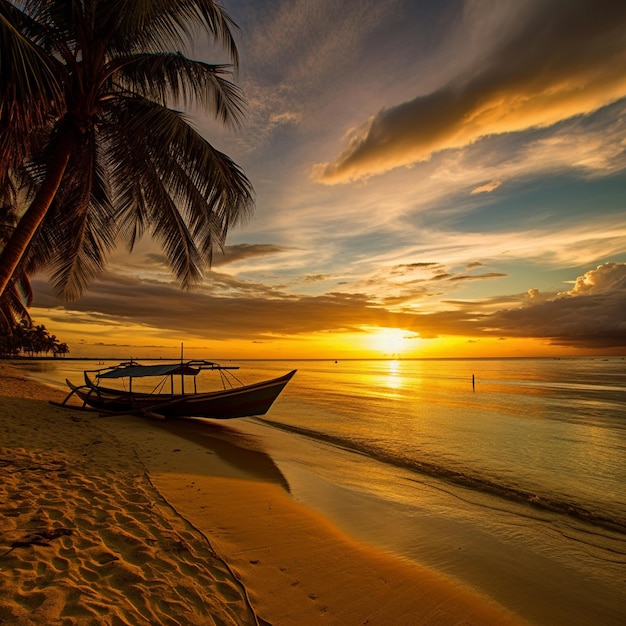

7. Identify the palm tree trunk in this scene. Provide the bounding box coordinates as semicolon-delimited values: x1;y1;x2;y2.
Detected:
0;134;74;298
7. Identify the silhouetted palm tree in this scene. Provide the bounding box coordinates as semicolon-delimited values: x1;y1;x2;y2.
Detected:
0;318;66;356
0;0;253;301
54;341;70;358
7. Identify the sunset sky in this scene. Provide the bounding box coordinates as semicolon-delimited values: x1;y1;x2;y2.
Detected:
31;0;626;359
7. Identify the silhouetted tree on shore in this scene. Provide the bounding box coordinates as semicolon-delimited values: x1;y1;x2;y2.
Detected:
0;319;69;358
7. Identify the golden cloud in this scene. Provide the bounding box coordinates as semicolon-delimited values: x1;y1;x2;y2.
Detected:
314;1;626;184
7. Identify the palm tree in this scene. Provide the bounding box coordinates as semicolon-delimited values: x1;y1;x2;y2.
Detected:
0;317;70;356
0;0;253;301
54;341;70;358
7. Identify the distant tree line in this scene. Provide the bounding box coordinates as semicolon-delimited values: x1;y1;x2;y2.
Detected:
0;319;69;358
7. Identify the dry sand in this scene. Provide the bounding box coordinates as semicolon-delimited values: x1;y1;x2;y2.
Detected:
0;363;527;625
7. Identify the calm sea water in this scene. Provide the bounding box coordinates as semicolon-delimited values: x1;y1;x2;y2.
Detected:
12;356;626;625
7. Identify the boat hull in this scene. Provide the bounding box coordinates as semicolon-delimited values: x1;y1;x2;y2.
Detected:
67;370;296;419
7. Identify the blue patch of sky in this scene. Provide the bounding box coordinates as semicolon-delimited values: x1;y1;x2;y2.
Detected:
454;262;577;300
447;173;626;234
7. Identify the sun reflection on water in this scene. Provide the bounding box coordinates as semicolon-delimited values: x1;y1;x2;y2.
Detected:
386;360;401;389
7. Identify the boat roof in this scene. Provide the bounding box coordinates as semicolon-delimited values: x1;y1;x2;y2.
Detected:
96;363;201;379
94;360;239;379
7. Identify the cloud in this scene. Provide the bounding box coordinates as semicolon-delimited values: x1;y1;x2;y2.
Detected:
561;262;626;296
386;264;626;349
366;217;626;275
31;274;394;340
487;263;626;348
225;0;401;153
448;272;507;283
32;263;626;351
211;243;287;266
471;180;502;195
302;274;331;284
269;111;302;125
314;0;626;183
405;262;439;268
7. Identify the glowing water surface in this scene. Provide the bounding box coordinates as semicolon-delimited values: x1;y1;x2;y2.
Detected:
15;356;626;625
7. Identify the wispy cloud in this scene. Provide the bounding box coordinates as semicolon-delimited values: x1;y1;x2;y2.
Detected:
350;218;626;282
471;180;502;195
314;0;626;183
221;0;401;154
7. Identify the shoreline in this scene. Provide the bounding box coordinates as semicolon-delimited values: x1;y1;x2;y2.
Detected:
0;364;526;625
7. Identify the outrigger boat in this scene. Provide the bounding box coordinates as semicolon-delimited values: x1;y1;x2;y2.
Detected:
56;360;296;420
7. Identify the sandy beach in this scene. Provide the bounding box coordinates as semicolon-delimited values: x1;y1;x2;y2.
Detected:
0;363;527;625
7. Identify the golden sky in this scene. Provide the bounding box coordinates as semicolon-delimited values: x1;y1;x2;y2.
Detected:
31;0;626;359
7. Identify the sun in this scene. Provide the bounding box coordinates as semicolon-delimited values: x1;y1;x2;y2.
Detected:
369;327;417;355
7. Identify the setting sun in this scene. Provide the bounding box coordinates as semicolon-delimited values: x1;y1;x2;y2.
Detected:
369;327;418;355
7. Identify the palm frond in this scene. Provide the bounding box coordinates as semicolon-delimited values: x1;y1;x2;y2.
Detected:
38;128;118;300
0;283;31;333
0;195;32;330
104;109;205;286
0;1;63;177
112;52;246;128
147;186;206;288
104;96;253;286
112;132;205;286
101;0;239;66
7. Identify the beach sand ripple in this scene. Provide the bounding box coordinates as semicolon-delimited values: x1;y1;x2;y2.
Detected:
0;367;257;625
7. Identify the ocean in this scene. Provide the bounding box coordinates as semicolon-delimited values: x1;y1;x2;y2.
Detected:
12;356;626;625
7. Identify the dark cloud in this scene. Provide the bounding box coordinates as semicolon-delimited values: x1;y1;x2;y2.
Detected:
315;0;626;182
32;264;626;350
384;264;505;290
396;262;440;269
486;263;626;348
448;272;507;283
32;275;397;340
389;263;442;278
211;243;288;266
489;293;626;348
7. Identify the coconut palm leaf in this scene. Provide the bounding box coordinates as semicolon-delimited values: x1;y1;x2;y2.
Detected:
114;53;246;127
0;203;32;331
0;1;62;178
0;277;32;332
0;0;253;301
106;96;253;286
41;131;118;300
106;0;240;65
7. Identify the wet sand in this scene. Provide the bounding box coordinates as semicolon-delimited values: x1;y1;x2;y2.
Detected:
0;364;526;625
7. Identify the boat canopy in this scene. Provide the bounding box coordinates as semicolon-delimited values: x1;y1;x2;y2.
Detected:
96;363;200;379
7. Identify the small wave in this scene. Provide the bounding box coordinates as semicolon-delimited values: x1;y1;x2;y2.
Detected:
256;418;626;535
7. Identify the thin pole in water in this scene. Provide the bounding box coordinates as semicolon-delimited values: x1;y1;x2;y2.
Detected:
180;342;185;395
472;374;475;391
